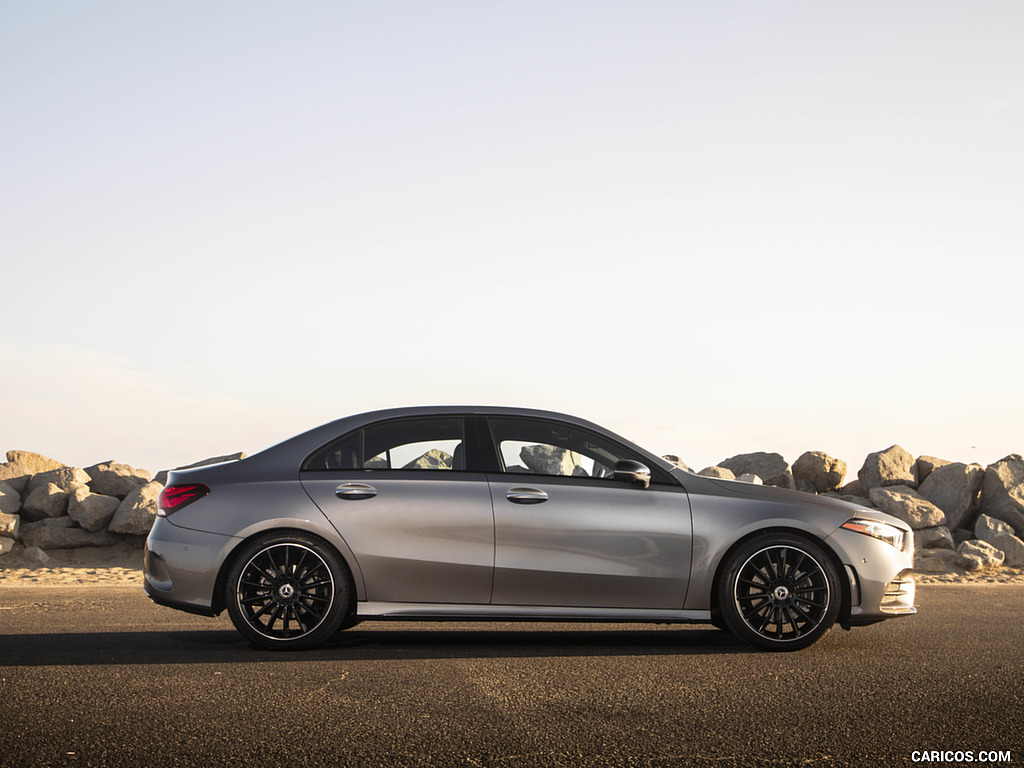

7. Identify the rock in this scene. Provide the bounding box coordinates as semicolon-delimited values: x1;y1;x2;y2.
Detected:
0;480;20;514
718;453;795;489
0;511;20;539
25;466;92;496
838;478;864;496
21;483;70;521
662;455;691;472
108;482;162;535
67;487;121;532
975;514;1016;546
953;528;974;547
795;478;817;494
792;451;847;493
23;546;49;563
736;474;763;484
918;462;985;531
20;522;120;550
402;449;453;470
991;533;1024;567
916;456;951;484
0;537;13;556
988;507;1024;536
956;539;1005;570
85;461;152;498
915;555;947;573
914;526;955;551
155;452;246;485
858;445;918;494
519;445;586;477
0;451;64;493
868;486;946;529
699;466;736;480
981;455;1024;523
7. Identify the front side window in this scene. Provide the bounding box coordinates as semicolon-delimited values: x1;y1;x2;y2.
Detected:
488;418;630;479
305;417;465;471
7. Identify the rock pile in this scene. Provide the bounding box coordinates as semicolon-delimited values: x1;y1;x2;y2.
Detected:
693;448;1024;575
0;450;242;565
3;444;1024;579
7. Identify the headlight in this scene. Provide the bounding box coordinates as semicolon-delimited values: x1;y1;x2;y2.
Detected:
841;518;906;550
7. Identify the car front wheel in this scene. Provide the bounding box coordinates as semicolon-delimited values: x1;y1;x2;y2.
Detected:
225;532;353;650
718;533;841;651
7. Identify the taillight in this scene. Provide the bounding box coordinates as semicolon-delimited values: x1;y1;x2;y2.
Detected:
157;484;210;516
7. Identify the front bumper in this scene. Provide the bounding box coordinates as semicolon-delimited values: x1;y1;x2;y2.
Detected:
826;526;917;625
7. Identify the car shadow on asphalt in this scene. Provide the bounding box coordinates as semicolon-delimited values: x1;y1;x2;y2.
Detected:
0;624;765;666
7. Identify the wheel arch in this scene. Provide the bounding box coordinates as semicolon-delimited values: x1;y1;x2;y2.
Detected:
708;526;851;629
211;525;360;616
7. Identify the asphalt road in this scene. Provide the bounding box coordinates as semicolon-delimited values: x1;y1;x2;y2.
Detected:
0;584;1021;768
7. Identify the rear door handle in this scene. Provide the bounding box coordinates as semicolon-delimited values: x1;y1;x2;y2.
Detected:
506;487;548;504
335;482;378;500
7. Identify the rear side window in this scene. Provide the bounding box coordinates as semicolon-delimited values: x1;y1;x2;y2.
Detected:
304;418;465;471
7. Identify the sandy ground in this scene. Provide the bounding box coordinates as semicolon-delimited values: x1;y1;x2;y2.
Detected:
1;540;1023;587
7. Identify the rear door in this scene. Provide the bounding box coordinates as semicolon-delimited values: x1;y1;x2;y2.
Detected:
300;416;494;604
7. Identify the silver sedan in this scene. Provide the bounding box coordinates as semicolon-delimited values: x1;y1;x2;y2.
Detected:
144;406;916;651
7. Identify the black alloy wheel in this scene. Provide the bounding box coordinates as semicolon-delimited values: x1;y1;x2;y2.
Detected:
225;533;352;650
719;533;841;651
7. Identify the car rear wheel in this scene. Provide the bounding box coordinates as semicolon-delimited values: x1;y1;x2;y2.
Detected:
718;533;841;651
225;532;353;650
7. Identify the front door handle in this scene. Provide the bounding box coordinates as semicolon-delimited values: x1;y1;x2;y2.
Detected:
335;482;378;500
507;487;548;504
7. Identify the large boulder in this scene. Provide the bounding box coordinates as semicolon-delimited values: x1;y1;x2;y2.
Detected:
662;455;691;472
736;474;763;484
916;456;951;484
858;445;918;495
918;463;985;531
21;482;71;522
0;451;64;493
718;453;794;489
868;486;945;529
0;511;20;539
154;452;246;485
20;520;120;550
67;487;121;532
792;451;847;493
0;480;20;514
402;450;453;470
974;514;1016;546
85;461;152;498
991;533;1024;567
956;539;1005;571
699;466;736;480
981;455;1024;525
519;445;587;476
25;466;92;496
914;526;955;551
108;482;162;535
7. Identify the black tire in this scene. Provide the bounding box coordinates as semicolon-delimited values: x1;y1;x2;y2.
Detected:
225;532;353;650
718;533;841;651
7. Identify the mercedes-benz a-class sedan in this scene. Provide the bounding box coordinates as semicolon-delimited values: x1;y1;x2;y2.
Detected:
144;406;916;651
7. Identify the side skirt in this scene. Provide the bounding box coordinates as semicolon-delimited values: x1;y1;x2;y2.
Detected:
355;602;712;623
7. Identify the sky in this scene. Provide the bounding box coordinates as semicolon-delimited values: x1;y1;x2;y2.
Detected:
2;1;1022;479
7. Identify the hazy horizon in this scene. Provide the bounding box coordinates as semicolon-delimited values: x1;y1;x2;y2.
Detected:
3;2;1022;479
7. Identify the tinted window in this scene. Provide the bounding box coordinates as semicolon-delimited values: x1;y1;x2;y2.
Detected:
488;418;631;479
305;418;465;471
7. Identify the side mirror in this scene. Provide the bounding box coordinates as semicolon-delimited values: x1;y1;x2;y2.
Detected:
613;459;651;489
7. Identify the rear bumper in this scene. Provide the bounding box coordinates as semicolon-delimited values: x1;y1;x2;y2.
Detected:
144;517;234;616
